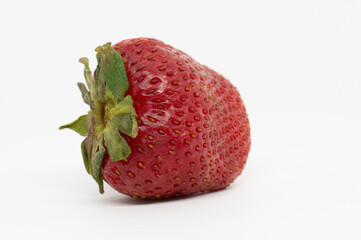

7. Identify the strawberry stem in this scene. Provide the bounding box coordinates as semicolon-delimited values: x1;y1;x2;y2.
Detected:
60;43;138;193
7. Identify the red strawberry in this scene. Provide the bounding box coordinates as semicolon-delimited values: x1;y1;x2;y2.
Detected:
60;38;251;199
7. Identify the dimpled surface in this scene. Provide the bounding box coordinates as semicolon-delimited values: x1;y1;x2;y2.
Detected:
101;38;251;199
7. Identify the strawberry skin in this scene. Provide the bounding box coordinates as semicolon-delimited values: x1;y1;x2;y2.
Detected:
100;38;251;198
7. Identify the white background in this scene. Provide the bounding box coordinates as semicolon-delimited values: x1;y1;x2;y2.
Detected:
1;0;360;239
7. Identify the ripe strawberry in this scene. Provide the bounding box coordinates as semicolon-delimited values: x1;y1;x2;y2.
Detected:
60;38;251;199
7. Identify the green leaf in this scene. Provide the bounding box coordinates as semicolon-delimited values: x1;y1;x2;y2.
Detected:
112;113;137;138
77;82;91;105
107;96;138;138
81;135;93;174
61;43;136;195
91;149;105;194
59;114;91;136
95;42;129;101
90;135;105;194
79;57;95;95
109;95;135;114
103;125;131;162
94;58;106;101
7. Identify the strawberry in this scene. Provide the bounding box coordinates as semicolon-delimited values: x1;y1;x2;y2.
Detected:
60;38;251;199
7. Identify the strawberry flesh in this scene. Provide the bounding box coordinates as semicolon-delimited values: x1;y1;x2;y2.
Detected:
101;38;251;199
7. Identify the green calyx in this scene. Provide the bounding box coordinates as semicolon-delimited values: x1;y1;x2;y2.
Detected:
59;42;138;193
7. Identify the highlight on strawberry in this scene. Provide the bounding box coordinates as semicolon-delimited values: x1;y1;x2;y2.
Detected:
60;38;251;199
